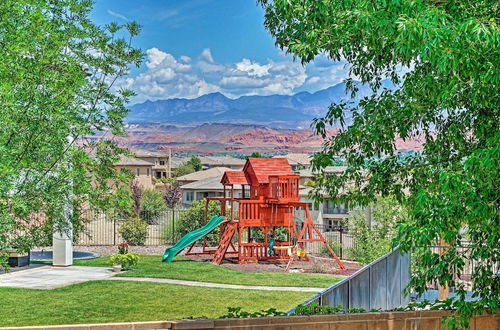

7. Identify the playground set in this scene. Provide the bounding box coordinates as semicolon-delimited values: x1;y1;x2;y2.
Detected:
163;158;345;272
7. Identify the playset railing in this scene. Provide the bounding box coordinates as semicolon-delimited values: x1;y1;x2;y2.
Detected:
238;200;261;221
268;175;300;201
239;242;291;262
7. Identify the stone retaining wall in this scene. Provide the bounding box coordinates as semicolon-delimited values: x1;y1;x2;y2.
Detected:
1;311;498;330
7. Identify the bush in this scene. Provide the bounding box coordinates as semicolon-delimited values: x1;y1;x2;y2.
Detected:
348;196;405;265
176;199;222;245
140;189;167;224
172;163;195;177
119;217;148;245
109;252;139;270
250;226;289;242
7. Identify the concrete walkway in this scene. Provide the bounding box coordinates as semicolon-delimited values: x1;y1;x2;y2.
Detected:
109;276;324;292
0;266;114;289
0;266;324;292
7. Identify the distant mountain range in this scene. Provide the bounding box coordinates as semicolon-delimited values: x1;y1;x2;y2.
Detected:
128;81;393;126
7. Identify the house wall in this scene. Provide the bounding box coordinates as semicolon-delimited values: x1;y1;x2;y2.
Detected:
115;165;154;189
182;189;243;207
136;155;170;178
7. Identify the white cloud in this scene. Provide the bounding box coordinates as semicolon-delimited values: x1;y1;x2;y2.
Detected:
122;48;349;103
107;10;128;22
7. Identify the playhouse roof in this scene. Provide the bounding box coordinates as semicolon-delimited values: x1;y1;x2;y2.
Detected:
221;171;249;185
243;158;293;184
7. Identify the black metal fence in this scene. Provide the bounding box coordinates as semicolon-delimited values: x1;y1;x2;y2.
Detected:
413;244;499;293
76;210;359;259
295;222;359;260
75;209;187;246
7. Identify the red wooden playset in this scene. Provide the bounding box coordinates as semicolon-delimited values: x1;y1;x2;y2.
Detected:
186;157;345;272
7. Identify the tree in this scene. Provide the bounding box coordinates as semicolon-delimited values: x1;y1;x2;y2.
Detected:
130;180;143;216
172;163;195;178
348;196;407;265
176;200;221;245
0;0;142;265
187;156;202;171
248;152;263;158
259;0;499;327
164;184;182;210
139;189;167;224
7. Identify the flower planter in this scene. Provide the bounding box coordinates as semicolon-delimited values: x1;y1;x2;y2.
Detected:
112;264;122;272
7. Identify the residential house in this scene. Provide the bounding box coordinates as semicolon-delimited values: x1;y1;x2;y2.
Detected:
274;153;312;171
177;167;232;186
298;166;348;185
298;166;371;229
132;148;172;179
198;156;246;170
180;175;242;207
115;155;155;189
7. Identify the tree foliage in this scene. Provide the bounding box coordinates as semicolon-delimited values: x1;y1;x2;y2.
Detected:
349;196;406;265
187;156;202;171
0;0;142;259
172;163;196;178
259;0;499;327
163;184;182;209
139;189;167;224
248;152;263;158
176;199;221;245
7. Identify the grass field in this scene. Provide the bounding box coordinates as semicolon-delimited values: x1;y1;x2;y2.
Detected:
0;281;311;327
58;255;342;288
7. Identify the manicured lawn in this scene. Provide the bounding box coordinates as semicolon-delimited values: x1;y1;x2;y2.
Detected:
64;255;342;288
0;281;311;327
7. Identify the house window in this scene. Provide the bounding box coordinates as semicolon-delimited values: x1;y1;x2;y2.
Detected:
159;160;165;166
155;172;161;179
186;191;194;202
147;168;151;176
136;168;140;176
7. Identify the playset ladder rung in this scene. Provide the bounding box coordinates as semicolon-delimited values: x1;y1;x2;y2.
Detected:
212;221;238;265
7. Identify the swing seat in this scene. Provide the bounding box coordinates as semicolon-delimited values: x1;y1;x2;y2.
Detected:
273;245;294;256
296;249;307;258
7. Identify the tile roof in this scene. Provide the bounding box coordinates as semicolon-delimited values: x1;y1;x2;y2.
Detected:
274;153;312;166
299;166;348;177
177;167;232;182
181;175;243;190
115;155;154;166
199;156;246;166
130;148;168;158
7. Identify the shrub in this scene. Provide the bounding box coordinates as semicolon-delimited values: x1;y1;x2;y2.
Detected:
176;199;222;245
172;163;195;177
250;226;289;242
140;189;167;224
348;196;405;265
119;217;148;245
109;252;139;270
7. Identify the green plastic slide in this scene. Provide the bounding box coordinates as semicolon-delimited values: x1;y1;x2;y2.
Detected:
162;215;225;263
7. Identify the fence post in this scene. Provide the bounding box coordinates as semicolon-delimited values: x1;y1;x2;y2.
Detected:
113;212;116;246
339;223;344;260
172;209;175;243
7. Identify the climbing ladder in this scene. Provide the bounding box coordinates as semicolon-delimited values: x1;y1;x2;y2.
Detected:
212;220;238;265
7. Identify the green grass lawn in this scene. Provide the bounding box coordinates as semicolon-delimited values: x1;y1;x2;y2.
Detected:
0;281;311;327
60;255;342;288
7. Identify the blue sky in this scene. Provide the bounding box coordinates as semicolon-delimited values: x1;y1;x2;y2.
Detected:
91;0;350;103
